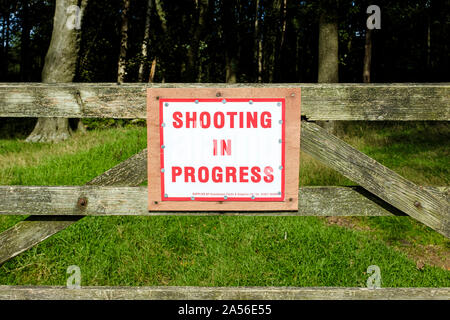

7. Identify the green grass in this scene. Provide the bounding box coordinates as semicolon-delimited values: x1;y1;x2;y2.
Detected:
341;121;450;185
1;216;448;287
0;122;449;287
0;127;146;186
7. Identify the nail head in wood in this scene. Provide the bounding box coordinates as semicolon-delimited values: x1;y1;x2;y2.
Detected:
77;197;88;208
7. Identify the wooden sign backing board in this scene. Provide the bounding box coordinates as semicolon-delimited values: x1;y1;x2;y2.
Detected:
147;88;301;211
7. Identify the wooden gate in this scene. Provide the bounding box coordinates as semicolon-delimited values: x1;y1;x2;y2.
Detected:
0;83;448;300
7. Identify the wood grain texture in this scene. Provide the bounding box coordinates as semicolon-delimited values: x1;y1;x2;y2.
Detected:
301;121;450;238
1;185;436;216
0;149;148;265
147;88;301;211
0;83;448;120
0;285;448;300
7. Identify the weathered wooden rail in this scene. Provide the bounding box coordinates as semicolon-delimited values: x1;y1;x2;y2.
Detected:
3;185;432;217
1;83;449;120
0;83;449;300
0;286;448;300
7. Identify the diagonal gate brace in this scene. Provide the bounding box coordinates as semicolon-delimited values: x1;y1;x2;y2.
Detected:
300;121;449;238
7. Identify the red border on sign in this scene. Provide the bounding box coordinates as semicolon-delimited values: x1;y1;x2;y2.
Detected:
159;98;285;202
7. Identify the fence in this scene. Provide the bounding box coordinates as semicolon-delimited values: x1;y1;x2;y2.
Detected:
0;83;448;300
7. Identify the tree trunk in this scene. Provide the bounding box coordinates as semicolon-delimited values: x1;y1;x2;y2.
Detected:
20;0;31;81
26;118;73;143
280;0;287;49
0;21;2;80
186;0;208;82
363;29;372;83
1;15;4;78
254;0;262;82
26;0;88;143
149;57;157;83
276;0;287;81
268;0;281;82
223;1;238;83
317;5;340;134
427;9;431;75
154;0;167;33
117;0;130;83
257;37;263;83
225;55;237;83
154;0;168;82
138;0;153;82
4;11;10;79
318;12;338;82
294;16;300;80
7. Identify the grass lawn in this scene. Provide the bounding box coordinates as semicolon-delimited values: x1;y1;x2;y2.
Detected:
0;121;449;287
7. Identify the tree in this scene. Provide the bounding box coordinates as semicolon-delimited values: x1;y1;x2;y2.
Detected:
1;1;15;80
274;0;288;82
186;0;208;82
26;0;87;143
2;0;446;86
154;0;167;32
317;0;340;134
20;0;31;81
318;3;338;82
138;0;153;82
363;29;372;83
265;0;282;82
222;0;238;83
117;0;130;83
363;2;380;83
254;0;262;82
154;0;168;82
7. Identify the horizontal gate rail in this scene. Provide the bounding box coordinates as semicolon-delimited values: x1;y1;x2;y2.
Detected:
0;83;449;121
0;285;448;300
3;185;438;217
